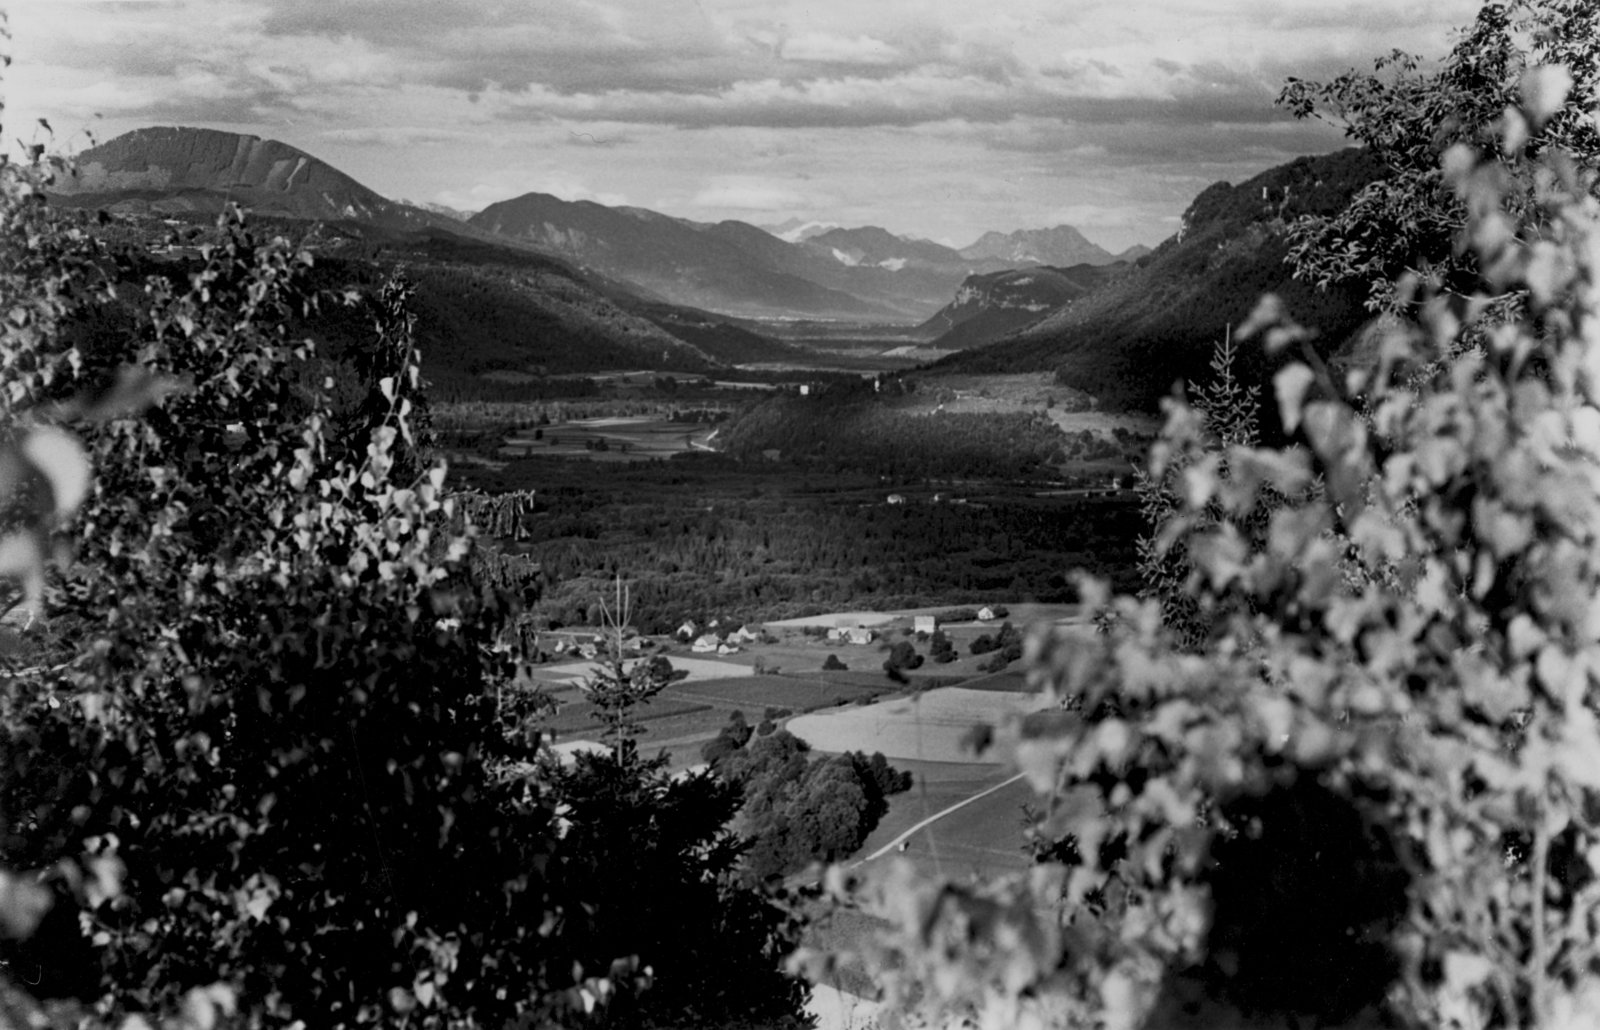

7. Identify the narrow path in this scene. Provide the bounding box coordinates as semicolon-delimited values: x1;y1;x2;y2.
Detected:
853;772;1026;865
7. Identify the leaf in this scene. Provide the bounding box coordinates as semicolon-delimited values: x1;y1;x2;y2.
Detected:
1520;64;1573;128
0;532;46;611
1443;950;1494;992
1274;363;1316;432
22;425;91;517
0;869;53;939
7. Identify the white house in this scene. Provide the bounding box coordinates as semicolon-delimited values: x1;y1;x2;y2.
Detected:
729;625;760;644
914;615;937;635
977;606;997;622
691;634;721;653
886;494;906;505
845;627;875;645
675;620;698;640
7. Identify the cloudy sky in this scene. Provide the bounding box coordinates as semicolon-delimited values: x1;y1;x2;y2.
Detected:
7;0;1481;251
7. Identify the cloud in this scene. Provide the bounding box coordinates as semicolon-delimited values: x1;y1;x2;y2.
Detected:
6;0;1487;252
688;177;808;211
779;33;900;65
316;126;471;147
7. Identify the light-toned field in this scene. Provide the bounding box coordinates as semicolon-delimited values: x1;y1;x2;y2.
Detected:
663;674;896;714
500;415;716;461
764;602;1083;630
536;654;754;683
787;686;1052;763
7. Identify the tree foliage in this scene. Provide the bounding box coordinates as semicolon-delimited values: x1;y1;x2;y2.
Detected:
544;613;807;1028
1279;0;1600;309
0;138;798;1028
797;54;1600;1030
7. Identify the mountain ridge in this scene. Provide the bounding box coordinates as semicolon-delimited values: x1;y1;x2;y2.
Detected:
959;225;1117;267
930;148;1387;415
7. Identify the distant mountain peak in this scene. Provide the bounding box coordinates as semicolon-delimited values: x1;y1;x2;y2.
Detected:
48;125;458;234
759;217;841;243
958;225;1116;267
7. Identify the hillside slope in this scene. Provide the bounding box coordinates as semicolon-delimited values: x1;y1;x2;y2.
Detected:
917;263;1129;350
50;126;462;235
469;193;897;320
45;129;808;392
932;149;1384;412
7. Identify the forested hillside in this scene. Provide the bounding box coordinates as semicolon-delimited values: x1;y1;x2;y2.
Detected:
933;148;1383;412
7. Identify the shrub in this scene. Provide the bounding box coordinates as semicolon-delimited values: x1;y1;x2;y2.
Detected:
969;634;997;655
0;210;568;1026
883;640;923;674
822;654;848;671
797;26;1600;1030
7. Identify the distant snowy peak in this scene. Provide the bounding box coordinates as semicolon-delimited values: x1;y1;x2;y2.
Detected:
761;217;841;242
397;199;474;221
959;225;1116;267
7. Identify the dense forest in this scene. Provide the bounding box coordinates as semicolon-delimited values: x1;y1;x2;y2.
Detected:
459;454;1139;632
715;388;1069;478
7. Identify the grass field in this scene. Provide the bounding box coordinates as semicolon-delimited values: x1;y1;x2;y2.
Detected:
536;654;755;684
545;696;713;735
788;686;1051;763
501;415;717;461
664;675;870;712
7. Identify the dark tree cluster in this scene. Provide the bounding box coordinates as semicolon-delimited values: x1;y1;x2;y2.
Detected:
702;728;912;882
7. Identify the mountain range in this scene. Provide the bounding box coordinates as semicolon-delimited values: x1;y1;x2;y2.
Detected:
933;148;1385;414
53;126;1140;323
45;125;1385;414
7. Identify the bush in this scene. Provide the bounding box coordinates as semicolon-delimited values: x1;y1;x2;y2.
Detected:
0;211;568;1025
883;640;924;674
814;38;1600;1030
969;634;997;655
822;654;848;671
720;732;912;881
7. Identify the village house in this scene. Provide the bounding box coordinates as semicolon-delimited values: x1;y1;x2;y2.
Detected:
913;615;937;635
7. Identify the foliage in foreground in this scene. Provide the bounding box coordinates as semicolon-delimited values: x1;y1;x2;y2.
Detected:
798;55;1600;1030
1279;0;1600;309
0;139;804;1028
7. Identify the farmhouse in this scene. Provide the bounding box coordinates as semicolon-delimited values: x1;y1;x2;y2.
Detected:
886;494;906;505
977;606;997;622
691;634;721;654
675;620;698;640
845;627;875;645
913;615;937;635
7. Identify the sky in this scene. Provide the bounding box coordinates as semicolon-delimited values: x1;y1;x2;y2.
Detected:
5;0;1484;252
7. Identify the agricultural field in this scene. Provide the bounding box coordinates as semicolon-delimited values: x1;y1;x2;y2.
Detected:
501;415;719;461
787;686;1052;764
